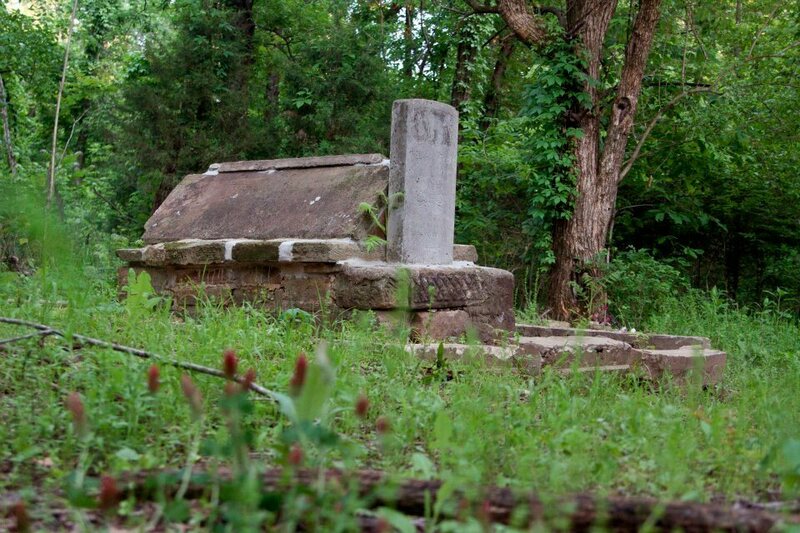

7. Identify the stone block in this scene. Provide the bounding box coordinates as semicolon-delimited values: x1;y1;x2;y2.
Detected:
374;310;411;334
332;262;514;313
132;240;228;266
277;239;383;263
518;335;634;368
406;343;541;375
116;248;144;262
387;99;458;264
410;310;471;341
645;334;711;350
515;323;712;350
278;274;334;311
635;347;726;386
453;244;478;262
230;240;281;263
332;262;400;309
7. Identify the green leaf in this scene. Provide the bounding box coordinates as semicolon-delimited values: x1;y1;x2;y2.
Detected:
375;508;416;533
115;447;141;462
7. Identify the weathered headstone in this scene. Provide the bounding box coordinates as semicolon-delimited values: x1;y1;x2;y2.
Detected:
387;99;458;264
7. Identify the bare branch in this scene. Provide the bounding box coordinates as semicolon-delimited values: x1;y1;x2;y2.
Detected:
0;317;281;401
57;108;88;169
497;0;548;45
463;0;498;14
598;0;664;186
48;0;79;208
745;3;785;60
0;329;55;345
619;86;711;182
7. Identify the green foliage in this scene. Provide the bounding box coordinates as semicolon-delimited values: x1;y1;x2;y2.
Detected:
604;249;691;326
122;269;164;321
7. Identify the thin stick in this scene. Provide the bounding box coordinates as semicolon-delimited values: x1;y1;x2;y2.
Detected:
0;329;55;345
0;72;17;176
47;0;80;207
0;317;280;401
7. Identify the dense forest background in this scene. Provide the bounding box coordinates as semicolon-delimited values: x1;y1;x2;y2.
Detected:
1;0;798;319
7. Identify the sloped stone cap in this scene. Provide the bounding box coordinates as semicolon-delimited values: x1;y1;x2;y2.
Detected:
142;155;389;244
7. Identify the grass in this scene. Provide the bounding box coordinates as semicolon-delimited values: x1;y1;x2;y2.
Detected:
1;260;800;528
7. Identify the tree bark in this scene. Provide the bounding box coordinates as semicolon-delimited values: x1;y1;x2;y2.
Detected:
0;72;17;176
497;0;548;45
547;0;618;319
403;1;415;77
482;0;664;319
450;24;479;113
481;35;515;128
118;467;791;531
546;0;663;320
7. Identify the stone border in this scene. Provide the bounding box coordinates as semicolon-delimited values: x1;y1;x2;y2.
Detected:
117;239;478;266
405;337;725;386
516;323;711;350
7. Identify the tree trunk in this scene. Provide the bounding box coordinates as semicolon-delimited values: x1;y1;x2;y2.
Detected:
497;0;547;45
547;0;618;319
547;0;663;320
48;0;79;208
403;1;414;78
263;72;280;121
481;35;515;128
450;24;478;113
0;72;17;176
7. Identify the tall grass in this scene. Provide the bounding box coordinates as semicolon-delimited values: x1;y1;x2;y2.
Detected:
2;254;799;508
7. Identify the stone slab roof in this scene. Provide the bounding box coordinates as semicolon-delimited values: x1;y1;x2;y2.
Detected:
142;154;389;244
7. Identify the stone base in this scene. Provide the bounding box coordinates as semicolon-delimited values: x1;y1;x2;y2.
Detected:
117;239;513;343
514;323;725;386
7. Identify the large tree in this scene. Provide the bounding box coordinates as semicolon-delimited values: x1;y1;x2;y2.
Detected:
466;0;664;319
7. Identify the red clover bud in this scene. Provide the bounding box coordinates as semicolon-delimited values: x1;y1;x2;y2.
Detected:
65;392;87;436
355;394;369;419
290;353;307;394
288;443;303;466
222;349;238;379
12;501;30;533
376;416;391;435
242;368;257;392
98;474;120;511
147;364;160;393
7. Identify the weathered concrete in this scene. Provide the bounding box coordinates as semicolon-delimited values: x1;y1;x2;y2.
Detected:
635;347;726;386
387;99;458;264
410;310;471;341
216;153;386;173
515;323;711;350
332;262;512;310
406;343;541;375
517;335;634;367
120;239;479;266
331;261;514;342
142;162;389;244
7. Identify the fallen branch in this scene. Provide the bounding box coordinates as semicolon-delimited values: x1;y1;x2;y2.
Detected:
117;467;795;531
0;329;55;345
0;317;281;401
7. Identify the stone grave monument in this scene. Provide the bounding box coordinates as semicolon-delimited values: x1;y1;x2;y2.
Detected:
117;99;514;343
117;98;725;385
